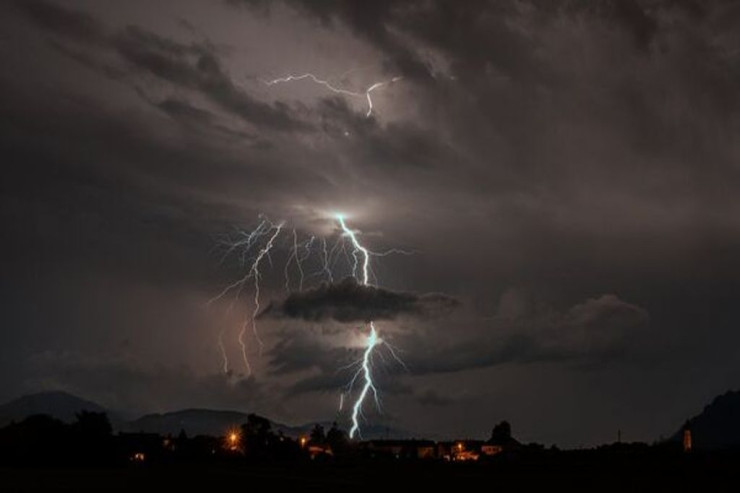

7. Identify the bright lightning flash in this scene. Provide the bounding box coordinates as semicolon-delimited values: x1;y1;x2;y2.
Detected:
211;213;406;439
336;214;395;439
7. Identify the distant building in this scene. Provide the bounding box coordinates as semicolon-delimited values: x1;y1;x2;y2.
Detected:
486;420;522;455
683;428;692;453
416;442;436;459
307;444;333;459
365;440;436;460
118;432;166;461
436;440;484;461
481;444;503;456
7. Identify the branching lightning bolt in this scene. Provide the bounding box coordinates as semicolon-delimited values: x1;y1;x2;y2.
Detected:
246;223;284;360
209;218;284;376
336;214;391;439
211;213;407;438
263;73;401;118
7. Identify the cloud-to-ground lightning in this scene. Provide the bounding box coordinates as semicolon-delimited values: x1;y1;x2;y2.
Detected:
263;73;401;117
211;213;406;438
349;321;380;439
335;214;394;439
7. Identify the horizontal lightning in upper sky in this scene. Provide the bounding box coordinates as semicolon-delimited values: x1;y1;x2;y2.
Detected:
263;73;401;117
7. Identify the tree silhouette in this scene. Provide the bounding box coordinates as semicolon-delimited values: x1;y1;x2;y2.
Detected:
326;422;348;455
241;414;275;458
73;411;112;437
71;411;114;464
310;424;326;445
491;420;512;443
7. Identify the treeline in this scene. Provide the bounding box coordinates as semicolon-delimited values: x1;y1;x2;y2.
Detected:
0;412;700;468
0;411;351;466
0;412;115;466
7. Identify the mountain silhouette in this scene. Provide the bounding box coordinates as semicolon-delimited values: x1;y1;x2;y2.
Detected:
674;389;740;450
0;391;107;427
125;409;254;436
125;410;411;439
0;391;414;439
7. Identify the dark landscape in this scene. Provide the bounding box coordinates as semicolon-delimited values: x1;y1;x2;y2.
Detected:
2;390;740;491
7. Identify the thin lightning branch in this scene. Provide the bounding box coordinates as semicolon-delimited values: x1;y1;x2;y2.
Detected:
245;223;284;362
210;219;284;375
263;73;401;118
217;329;229;374
284;228;299;293
321;237;334;284
297;235;315;291
384;341;409;372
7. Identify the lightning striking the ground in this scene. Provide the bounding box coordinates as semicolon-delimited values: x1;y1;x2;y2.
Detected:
335;214;390;439
212;213;406;438
349;321;381;439
263;73;401;117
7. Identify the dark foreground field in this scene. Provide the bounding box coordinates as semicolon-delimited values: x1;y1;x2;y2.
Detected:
3;457;740;493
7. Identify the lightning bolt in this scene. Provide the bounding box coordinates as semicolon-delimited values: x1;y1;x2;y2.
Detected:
209;218;284;376
211;213;407;437
285;229;317;292
245;223;284;360
337;215;371;286
320;237;334;284
336;214;389;439
263;73;401;118
349;321;381;439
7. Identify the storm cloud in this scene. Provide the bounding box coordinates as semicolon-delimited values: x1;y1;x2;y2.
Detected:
260;277;459;322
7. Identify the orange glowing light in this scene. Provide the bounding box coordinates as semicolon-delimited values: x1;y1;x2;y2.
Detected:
225;429;241;451
300;436;307;448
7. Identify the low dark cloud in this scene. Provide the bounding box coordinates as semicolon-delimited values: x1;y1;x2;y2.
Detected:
267;292;651;395
404;294;651;375
415;389;453;407
260;277;459;323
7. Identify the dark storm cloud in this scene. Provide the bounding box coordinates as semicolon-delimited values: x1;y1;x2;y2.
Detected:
114;27;306;131
415;389;453;407
228;0;431;78
260;277;459;322
226;0;670;78
269;293;650;393
405;294;651;375
23;350;279;415
15;0;305;132
16;0;107;44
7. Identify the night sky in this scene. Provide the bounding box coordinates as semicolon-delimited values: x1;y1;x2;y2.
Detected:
1;0;739;447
